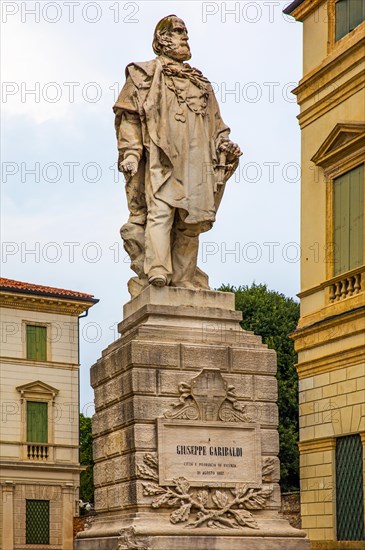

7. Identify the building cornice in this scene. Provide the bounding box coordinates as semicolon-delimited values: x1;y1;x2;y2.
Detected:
295;293;365;332
294;304;365;335
0;291;95;316
296;345;365;378
0;462;84;474
297;72;365;129
290;305;365;351
299;437;336;453
0;356;79;370
293;27;365;99
295;24;364;97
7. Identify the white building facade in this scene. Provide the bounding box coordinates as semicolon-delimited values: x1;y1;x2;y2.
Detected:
0;278;97;550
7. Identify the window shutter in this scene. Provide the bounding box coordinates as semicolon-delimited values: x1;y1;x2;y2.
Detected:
26;325;37;359
27;401;48;443
349;164;364;269
26;325;47;361
336;0;349;41
334;171;350;275
349;0;365;31
336;0;365;40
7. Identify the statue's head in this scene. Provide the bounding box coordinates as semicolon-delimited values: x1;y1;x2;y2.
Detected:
153;15;191;61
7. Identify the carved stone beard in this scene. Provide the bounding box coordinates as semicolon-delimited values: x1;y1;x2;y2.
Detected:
162;42;191;62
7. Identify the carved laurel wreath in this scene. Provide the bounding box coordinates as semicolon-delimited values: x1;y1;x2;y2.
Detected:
138;454;273;530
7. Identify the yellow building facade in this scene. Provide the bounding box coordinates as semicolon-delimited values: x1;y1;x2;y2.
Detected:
284;0;365;547
0;278;97;550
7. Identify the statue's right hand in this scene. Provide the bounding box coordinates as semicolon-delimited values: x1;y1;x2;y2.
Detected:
119;155;138;177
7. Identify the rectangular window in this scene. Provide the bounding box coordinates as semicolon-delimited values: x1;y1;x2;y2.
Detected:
26;500;50;545
333;164;364;276
26;324;47;361
336;0;365;41
336;434;365;540
26;401;48;443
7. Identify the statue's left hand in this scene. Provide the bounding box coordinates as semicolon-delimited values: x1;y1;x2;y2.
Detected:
218;140;242;160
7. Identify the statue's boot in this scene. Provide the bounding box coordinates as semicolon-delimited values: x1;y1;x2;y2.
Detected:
120;221;146;278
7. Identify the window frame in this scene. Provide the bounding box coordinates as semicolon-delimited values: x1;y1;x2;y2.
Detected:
328;0;365;53
335;434;365;541
16;381;59;460
326;160;365;280
26;499;50;545
335;0;365;42
310;122;365;288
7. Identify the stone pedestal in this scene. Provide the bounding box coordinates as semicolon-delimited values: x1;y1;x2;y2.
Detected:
75;288;309;549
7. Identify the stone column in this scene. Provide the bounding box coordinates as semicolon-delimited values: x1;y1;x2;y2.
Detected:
2;481;14;550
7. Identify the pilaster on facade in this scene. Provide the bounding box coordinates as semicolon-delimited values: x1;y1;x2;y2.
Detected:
1;481;15;550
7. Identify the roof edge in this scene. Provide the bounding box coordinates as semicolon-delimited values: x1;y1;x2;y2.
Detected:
0;285;99;304
283;0;305;15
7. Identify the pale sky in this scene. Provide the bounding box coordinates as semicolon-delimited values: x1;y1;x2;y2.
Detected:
1;1;302;412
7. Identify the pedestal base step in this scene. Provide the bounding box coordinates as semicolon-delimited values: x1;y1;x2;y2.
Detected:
76;533;310;550
75;519;310;550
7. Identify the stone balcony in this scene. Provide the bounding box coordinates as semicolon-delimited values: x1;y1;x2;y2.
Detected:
26;443;52;461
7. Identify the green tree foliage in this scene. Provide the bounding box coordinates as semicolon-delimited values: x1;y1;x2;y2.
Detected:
79;413;94;504
219;283;300;491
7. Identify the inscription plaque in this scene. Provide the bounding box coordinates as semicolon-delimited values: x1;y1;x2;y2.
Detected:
157;419;261;487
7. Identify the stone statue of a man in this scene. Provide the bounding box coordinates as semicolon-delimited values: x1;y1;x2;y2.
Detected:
114;15;241;296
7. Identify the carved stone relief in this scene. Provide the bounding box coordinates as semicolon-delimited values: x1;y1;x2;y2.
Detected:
138;454;273;530
163;368;251;423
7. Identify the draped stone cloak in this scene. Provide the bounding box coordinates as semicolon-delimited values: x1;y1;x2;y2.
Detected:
113;57;237;233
